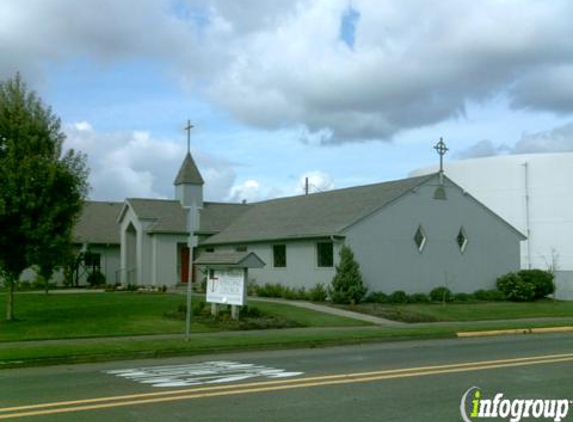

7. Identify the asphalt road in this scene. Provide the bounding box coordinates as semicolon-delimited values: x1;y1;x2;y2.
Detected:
3;333;573;421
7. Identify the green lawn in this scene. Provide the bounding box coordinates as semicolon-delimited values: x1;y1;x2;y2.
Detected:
0;292;368;342
340;301;573;323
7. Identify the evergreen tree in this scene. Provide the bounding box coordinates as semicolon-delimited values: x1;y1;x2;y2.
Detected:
0;73;88;320
330;244;367;304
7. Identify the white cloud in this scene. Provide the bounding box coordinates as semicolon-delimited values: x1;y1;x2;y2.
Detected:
203;0;573;143
458;121;573;159
299;171;335;194
227;179;261;203
4;0;573;144
513;122;573;154
64;122;237;201
226;169;335;203
0;0;194;83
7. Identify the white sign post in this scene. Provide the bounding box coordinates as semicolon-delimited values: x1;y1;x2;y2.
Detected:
195;251;264;321
206;268;246;312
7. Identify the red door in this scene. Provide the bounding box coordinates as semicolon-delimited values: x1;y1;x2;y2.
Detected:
181;246;190;284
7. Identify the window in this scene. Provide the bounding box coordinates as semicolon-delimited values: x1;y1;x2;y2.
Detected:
456;227;468;253
235;245;247;252
205;248;215;253
316;242;334;267
414;225;427;252
273;244;287;268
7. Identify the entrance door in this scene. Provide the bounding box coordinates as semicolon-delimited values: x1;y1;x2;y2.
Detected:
180;246;190;284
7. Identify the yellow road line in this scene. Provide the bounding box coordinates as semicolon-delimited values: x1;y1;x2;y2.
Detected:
457;326;573;337
3;351;573;414
2;353;573;419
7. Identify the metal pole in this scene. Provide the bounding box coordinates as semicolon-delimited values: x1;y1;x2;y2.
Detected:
185;247;192;341
523;162;532;269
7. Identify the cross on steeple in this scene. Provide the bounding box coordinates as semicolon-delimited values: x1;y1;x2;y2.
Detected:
184;119;194;154
433;137;449;173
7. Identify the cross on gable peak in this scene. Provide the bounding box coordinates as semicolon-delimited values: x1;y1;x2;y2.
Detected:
433;137;448;173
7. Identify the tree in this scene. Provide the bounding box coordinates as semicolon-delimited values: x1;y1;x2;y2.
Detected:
329;244;367;305
0;73;88;320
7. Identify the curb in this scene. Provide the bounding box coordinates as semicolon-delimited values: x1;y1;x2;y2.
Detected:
457;326;573;338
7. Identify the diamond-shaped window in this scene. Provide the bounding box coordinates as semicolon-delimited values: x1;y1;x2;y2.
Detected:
414;225;427;252
456;227;468;253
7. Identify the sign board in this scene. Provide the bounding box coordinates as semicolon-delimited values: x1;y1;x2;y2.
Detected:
206;268;246;306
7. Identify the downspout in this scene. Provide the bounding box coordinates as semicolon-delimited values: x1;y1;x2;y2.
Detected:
523;162;532;269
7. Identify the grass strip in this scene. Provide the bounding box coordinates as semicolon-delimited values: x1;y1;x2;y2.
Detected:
4;319;573;369
338;301;573;323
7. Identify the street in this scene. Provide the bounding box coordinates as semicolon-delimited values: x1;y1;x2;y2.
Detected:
3;333;573;421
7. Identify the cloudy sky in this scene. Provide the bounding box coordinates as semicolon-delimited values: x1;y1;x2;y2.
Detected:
2;0;573;202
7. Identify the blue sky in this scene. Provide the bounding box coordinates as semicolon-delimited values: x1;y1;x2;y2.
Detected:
2;0;572;202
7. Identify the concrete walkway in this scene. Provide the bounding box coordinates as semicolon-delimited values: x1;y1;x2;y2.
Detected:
249;297;405;326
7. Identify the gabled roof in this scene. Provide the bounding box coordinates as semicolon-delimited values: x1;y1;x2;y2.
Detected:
194;251;266;268
126;199;187;233
73;201;123;245
199;202;253;235
201;174;435;245
174;152;204;186
121;199;251;235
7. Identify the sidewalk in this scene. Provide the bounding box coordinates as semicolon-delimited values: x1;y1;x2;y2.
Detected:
250;297;405;326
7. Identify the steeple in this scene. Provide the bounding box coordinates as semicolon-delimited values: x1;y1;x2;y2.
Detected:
174;153;204;186
174;121;204;208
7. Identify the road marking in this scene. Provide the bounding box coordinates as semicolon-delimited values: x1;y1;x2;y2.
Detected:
457;326;573;337
2;352;573;419
104;361;304;387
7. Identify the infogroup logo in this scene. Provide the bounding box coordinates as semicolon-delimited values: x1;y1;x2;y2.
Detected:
460;387;571;422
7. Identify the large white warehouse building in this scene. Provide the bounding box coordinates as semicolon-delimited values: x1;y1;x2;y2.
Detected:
411;152;573;299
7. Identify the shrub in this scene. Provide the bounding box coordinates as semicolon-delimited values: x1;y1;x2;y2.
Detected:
32;275;48;290
239;305;263;318
429;286;453;303
365;291;389;304
18;281;32;291
408;293;430;303
388;290;408;304
247;278;258;296
87;271;106;287
255;283;285;298
496;273;536;302
281;286;307;300
329;245;367;304
453;292;475;303
308;283;328;302
518;269;554;299
474;289;505;301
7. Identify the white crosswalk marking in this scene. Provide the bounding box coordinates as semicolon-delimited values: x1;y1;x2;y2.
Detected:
105;361;304;388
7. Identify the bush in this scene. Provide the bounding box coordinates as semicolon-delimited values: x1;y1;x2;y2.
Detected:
255;283;285;298
474;289;505;302
87;271;106;287
408;293;430;303
518;269;554;299
496;273;536;302
365;291;389;304
308;283;328;302
330;245;367;304
388;290;408;304
247;278;258;296
453;292;475;303
429;286;453;303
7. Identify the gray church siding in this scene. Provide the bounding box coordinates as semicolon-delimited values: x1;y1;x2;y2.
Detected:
343;178;523;294
151;234;187;287
197;240;340;290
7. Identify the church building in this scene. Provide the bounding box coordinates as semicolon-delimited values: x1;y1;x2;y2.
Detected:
72;140;525;295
